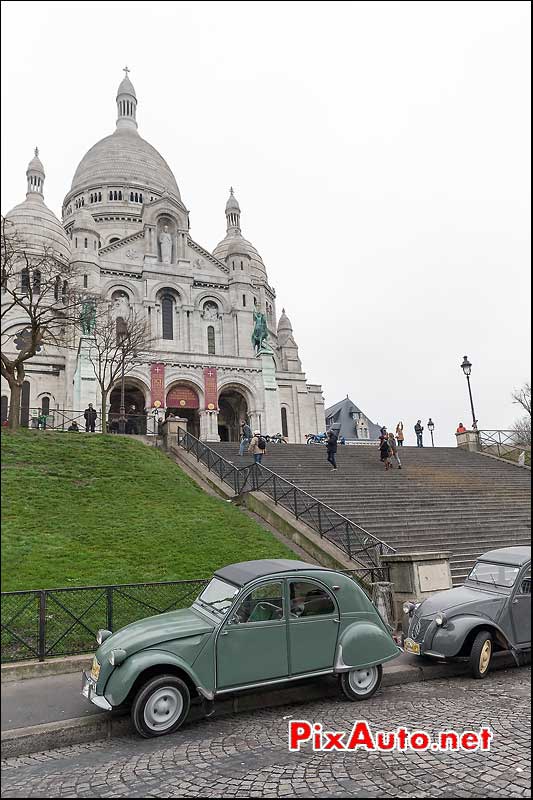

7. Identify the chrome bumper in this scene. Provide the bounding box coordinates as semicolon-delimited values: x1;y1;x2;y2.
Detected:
81;671;112;711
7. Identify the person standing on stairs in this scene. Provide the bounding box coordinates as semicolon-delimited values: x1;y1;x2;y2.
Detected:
380;434;393;470
248;431;267;464
395;421;404;446
414;420;424;447
239;419;252;456
388;432;402;469
326;428;339;471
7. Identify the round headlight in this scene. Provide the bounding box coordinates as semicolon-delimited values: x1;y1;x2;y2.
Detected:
403;601;415;615
435;612;447;627
108;648;127;666
96;629;112;646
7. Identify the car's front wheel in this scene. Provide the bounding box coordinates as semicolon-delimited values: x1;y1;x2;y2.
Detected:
339;664;383;701
470;631;493;679
131;675;190;738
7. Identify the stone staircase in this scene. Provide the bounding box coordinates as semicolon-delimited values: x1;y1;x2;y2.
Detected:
210;443;531;585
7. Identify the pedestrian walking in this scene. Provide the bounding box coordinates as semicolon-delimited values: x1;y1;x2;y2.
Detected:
84;403;97;433
326;428;339;470
414;420;424;447
388;432;402;469
239;419;252;456
380;435;393;470
248;430;267;464
395;422;404;446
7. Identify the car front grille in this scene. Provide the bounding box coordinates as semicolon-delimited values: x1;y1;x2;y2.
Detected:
410;616;432;642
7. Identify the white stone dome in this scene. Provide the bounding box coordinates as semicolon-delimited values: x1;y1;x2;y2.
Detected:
5;197;70;264
70;127;180;200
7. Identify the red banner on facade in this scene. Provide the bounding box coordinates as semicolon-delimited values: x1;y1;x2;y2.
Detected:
150;362;166;408
166;386;199;409
204;367;218;410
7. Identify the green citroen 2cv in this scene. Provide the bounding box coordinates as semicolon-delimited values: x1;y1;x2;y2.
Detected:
82;559;400;737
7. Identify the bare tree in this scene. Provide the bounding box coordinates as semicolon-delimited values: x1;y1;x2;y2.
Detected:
1;215;90;430
511;382;531;445
86;305;152;433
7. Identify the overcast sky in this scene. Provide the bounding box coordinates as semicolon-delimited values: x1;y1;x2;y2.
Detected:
2;1;530;444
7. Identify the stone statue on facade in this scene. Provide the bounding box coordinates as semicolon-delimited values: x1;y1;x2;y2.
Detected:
203;302;218;320
80;300;96;335
112;292;129;319
159;225;172;264
251;310;270;354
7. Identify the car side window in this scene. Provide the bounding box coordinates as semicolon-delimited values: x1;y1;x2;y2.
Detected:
231;581;284;624
518;568;531;596
289;581;335;618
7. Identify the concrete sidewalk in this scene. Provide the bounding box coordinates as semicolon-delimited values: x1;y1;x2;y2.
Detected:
1;652;521;758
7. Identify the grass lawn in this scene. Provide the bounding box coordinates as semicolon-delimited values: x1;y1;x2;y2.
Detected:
1;430;295;591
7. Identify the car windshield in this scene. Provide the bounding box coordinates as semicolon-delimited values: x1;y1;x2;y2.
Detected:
197;578;239;614
468;561;520;588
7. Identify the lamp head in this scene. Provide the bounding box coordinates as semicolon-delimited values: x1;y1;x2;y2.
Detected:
461;355;472;376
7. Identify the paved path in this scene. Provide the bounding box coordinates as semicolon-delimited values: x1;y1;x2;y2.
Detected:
1;666;530;798
1;673;102;731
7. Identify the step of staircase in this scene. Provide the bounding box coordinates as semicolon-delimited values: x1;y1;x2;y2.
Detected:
210;443;531;581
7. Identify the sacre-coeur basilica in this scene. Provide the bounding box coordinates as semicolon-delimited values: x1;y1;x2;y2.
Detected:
1;70;328;441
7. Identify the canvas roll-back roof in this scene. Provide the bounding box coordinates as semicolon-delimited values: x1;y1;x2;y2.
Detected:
215;559;321;587
477;546;531;567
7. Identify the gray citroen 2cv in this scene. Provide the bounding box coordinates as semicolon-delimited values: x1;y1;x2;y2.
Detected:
403;546;531;678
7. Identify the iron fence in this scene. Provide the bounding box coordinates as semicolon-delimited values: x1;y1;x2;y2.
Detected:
477;429;531;466
18;408;154;435
1;579;208;663
1;572;393;664
175;430;395;575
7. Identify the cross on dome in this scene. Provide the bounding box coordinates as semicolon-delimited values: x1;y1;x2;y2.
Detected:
123;66;130;76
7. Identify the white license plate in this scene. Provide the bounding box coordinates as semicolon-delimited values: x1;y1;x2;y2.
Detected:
404;637;421;655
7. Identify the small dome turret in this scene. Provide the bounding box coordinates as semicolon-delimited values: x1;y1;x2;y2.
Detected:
72;209;98;232
277;308;293;334
116;66;137;130
5;149;70;264
26;147;45;197
213;188;267;279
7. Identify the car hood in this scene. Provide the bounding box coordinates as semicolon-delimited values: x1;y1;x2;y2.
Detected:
418;585;506;620
97;607;215;661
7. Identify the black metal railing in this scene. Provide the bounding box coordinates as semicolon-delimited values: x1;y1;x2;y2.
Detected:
1;569;391;664
16;408;153;435
1;579;208;663
477;429;531;466
174;430;395;574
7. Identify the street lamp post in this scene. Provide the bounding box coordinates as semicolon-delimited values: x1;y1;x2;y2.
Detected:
460;355;478;430
427;418;435;447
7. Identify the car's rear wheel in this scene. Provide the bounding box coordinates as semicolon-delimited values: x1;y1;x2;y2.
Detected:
470;631;493;679
131;675;190;738
339;664;382;701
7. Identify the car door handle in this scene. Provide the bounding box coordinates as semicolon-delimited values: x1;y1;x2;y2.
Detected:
220;630;229;635
332;618;340;623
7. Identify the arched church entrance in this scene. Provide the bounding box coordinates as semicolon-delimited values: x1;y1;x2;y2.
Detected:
109;383;147;434
218;387;248;442
166;384;200;439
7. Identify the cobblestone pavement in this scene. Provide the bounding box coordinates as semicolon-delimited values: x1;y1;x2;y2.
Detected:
1;667;530;798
